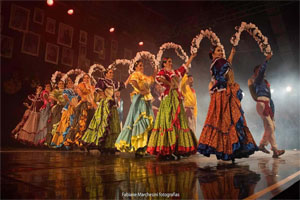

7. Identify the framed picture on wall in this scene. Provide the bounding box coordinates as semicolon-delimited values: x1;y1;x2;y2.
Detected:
45;17;56;34
79;30;87;45
78;56;90;69
33;7;44;25
110;50;118;62
111;39;118;52
57;22;73;48
94;35;105;60
45;42;59;64
9;4;30;32
21;31;40;56
61;47;74;67
124;48;132;59
79;44;87;57
1;35;14;58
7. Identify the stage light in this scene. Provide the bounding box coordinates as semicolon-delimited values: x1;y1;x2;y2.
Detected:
286;86;292;92
139;41;144;46
109;28;115;33
271;89;274;93
67;9;74;15
47;0;54;6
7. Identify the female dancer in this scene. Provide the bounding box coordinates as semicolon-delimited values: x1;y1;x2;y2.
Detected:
46;80;66;147
82;68;129;153
17;84;43;145
64;74;95;149
51;78;77;148
115;60;156;157
197;46;258;162
34;82;52;146
147;54;198;160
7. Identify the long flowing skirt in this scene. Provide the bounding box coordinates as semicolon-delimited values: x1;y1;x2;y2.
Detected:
147;89;198;156
51;106;74;148
12;109;30;136
44;104;64;146
115;94;154;154
17;110;40;144
198;83;258;161
64;101;91;147
81;98;121;151
34;104;51;145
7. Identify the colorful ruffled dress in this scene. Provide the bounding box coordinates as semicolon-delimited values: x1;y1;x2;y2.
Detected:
45;89;66;146
147;64;198;157
115;71;154;154
34;90;51;145
51;88;77;148
81;78;124;152
198;58;258;160
64;82;94;148
17;93;43;144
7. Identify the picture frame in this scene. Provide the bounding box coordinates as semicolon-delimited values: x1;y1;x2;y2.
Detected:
111;39;118;52
21;31;40;57
124;48;132;59
61;47;74;67
110;50;118;62
33;7;44;25
45;17;56;34
9;4;30;32
79;44;87;57
1;35;14;58
79;30;87;45
57;22;73;48
78;56;90;69
94;35;105;60
45;42;59;64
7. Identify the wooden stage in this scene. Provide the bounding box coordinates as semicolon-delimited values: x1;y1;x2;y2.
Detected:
1;149;299;199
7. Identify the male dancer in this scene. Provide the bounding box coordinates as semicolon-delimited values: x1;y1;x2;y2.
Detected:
248;54;284;158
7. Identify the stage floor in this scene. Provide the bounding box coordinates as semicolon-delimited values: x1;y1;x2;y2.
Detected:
1;149;299;199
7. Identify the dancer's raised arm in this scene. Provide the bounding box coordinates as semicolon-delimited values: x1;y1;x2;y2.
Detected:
227;47;236;65
184;53;197;68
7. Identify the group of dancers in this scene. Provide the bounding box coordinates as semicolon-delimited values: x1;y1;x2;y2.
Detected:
12;45;285;162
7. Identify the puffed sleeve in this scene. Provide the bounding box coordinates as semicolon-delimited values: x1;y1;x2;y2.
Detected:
129;72;140;83
211;58;230;90
175;64;188;78
155;69;166;85
96;78;106;91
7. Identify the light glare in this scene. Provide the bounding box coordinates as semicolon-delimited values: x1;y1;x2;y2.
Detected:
286;86;292;92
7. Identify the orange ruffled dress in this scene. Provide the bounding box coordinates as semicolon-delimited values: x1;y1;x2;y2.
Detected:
198;58;258;160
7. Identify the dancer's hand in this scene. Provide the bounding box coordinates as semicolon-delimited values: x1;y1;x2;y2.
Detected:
266;54;272;61
23;102;29;108
190;53;197;59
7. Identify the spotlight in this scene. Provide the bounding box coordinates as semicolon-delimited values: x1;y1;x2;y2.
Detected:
109;28;115;33
47;0;54;6
67;9;74;15
271;89;274;93
139;41;144;46
286;86;292;92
